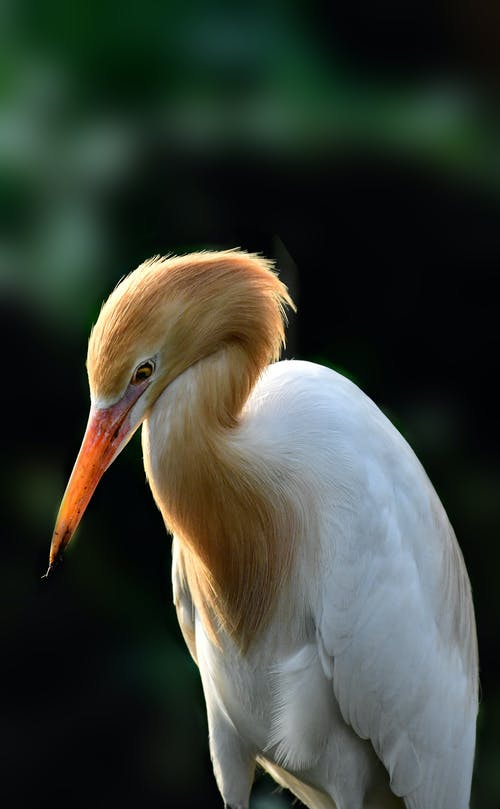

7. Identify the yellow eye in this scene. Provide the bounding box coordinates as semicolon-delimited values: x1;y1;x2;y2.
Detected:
131;360;155;385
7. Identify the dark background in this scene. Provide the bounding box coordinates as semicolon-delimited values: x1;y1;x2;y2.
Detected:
1;2;499;807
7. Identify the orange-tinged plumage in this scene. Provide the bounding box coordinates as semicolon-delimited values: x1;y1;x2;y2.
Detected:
53;250;297;647
88;250;292;411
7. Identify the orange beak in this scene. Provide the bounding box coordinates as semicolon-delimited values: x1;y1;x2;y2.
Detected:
45;387;144;577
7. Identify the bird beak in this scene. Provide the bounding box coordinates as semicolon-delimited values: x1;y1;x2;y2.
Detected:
45;389;143;576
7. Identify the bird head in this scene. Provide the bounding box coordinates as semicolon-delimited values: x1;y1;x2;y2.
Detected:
45;250;294;574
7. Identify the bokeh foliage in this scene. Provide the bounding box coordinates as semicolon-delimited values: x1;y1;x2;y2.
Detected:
1;1;499;807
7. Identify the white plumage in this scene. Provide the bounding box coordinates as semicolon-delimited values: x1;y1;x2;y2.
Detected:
47;251;478;809
170;360;477;808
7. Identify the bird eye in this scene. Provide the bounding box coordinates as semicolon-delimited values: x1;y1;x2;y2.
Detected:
131;360;155;385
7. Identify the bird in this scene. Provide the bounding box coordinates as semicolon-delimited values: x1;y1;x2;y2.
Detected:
46;250;478;809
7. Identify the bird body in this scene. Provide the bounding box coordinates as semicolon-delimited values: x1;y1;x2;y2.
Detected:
47;251;478;808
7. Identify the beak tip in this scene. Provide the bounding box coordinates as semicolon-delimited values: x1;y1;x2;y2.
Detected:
41;553;64;580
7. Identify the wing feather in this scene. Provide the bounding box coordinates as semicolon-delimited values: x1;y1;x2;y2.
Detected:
313;380;478;807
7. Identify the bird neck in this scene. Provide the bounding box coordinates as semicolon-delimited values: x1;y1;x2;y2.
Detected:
142;347;298;651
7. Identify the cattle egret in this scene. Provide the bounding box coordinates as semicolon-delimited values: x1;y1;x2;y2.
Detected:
46;251;478;808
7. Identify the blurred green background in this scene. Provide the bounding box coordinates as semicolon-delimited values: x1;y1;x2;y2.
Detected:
1;1;499;807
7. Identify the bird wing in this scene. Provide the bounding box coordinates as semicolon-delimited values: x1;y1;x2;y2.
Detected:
172;536;198;664
244;361;477;806
316;448;478;807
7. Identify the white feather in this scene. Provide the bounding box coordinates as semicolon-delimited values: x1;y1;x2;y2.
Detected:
171;360;478;808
